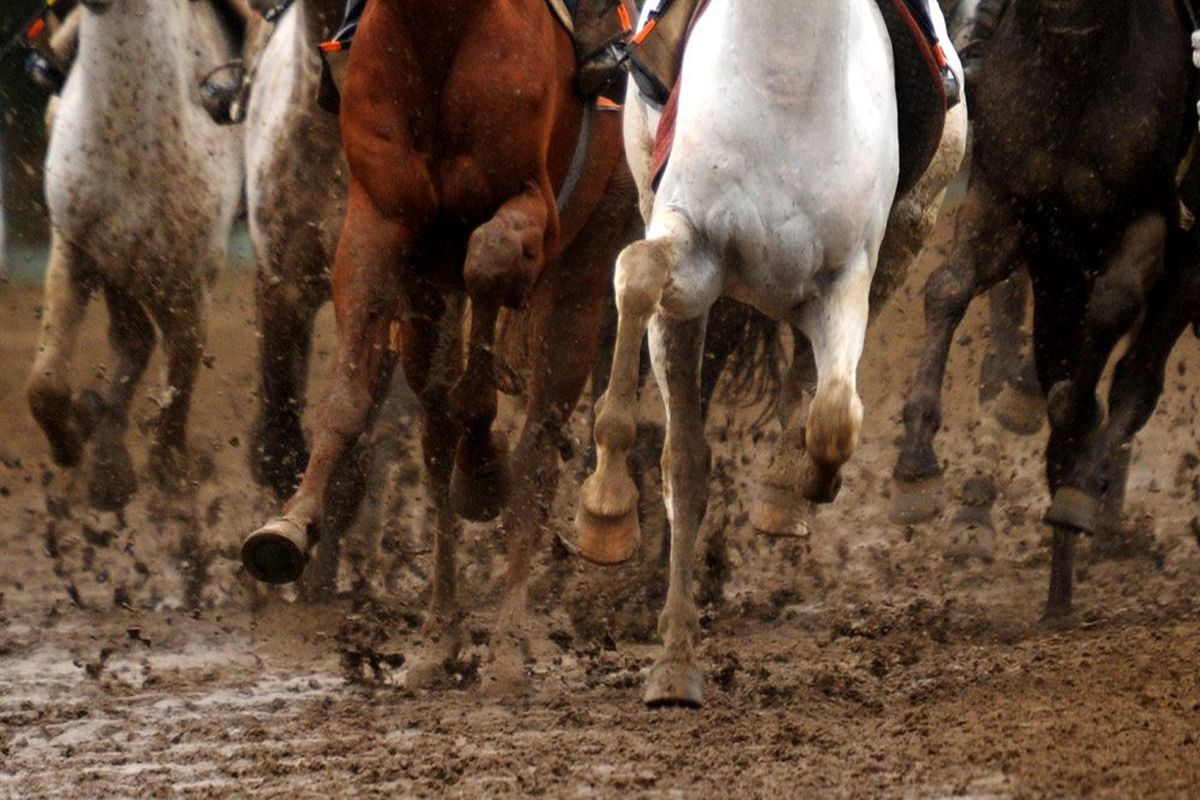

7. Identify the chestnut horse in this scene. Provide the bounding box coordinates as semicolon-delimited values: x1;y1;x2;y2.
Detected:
242;0;634;692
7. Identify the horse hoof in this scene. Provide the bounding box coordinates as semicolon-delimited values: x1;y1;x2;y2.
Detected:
87;444;137;511
943;505;996;564
450;433;510;522
750;485;813;538
889;477;944;525
985;381;1044;436
480;653;528;700
643;659;704;708
1039;603;1076;628
242;517;309;584
1045;487;1100;536
571;505;640;566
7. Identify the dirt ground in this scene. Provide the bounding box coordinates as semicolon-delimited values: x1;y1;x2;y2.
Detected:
2;209;1199;799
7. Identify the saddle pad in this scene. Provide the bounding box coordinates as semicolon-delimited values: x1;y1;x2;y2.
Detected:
651;0;947;199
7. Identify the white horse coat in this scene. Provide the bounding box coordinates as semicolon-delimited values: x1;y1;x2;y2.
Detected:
578;0;965;706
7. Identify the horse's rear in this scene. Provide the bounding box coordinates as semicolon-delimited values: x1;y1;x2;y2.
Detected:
894;0;1200;618
580;0;901;706
29;0;241;511
243;0;633;693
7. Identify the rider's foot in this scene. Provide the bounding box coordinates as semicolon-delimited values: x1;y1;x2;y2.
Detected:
200;62;247;125
24;51;65;94
575;40;631;101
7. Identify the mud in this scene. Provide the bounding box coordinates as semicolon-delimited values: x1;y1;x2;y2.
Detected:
2;209;1200;797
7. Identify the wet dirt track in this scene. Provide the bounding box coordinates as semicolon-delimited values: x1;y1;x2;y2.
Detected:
2;210;1200;798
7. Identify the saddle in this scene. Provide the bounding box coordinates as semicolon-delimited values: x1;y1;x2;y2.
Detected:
647;0;949;199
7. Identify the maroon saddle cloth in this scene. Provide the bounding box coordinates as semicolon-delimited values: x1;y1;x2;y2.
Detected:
650;0;948;199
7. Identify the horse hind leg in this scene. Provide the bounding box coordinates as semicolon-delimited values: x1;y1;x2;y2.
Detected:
981;274;1044;435
243;194;407;585
577;212;691;565
86;281;155;511
27;233;96;470
891;179;1022;524
146;292;211;495
483;189;621;695
249;263;325;501
450;186;554;521
790;251;872;506
644;313;709;707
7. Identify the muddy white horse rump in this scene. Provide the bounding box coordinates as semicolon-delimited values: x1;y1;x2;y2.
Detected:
578;0;902;706
27;0;241;509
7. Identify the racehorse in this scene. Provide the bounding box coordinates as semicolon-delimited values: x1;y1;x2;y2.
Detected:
27;0;241;510
893;0;1200;618
242;0;635;692
243;0;359;595
578;0;949;706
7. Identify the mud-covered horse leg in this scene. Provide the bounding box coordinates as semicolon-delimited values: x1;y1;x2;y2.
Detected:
1052;230;1199;544
250;272;326;501
752;326;816;537
578;213;692;565
892;179;1022;523
397;285;466;687
1044;213;1167;540
146;290;210;495
644;313;709;707
484;183;623;695
27;232;96;471
243;189;407;583
86;281;155;511
451;185;555;521
981;274;1044;434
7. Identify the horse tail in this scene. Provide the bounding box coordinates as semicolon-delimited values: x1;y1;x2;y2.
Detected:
708;301;785;428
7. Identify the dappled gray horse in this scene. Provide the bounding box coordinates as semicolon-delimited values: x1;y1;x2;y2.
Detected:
27;0;242;509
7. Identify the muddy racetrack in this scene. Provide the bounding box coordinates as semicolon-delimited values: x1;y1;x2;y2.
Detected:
2;209;1200;798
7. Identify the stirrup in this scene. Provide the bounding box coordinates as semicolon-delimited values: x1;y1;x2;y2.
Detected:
24;51;65;94
942;64;962;110
575;40;632;102
199;60;248;126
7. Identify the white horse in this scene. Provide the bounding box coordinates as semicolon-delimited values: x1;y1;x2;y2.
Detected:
28;0;242;510
578;0;965;706
242;0;351;592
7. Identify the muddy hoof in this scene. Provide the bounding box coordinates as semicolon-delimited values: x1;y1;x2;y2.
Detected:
644;659;703;708
1045;487;1100;536
890;477;945;525
481;652;528;699
86;443;138;511
1039;603;1076;628
570;505;640;566
985;381;1044;436
943;505;996;564
242;517;309;584
750;484;813;538
450;433;510;522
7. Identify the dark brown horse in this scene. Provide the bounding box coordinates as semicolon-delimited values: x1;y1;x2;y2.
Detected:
893;0;1200;618
242;0;634;692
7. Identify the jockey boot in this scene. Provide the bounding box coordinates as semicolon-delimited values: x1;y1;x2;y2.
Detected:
959;0;1010;97
198;0;263;124
628;0;702;104
572;0;636;101
900;0;961;109
315;0;367;113
22;3;79;95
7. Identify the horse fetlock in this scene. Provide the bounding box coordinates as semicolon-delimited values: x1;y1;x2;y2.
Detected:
593;403;637;452
805;381;862;468
27;376;84;467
